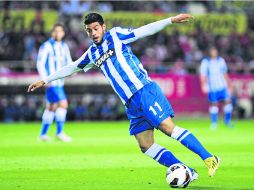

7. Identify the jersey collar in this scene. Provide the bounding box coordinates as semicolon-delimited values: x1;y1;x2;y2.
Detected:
49;37;64;44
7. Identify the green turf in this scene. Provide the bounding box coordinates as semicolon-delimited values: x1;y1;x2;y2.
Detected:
0;119;254;190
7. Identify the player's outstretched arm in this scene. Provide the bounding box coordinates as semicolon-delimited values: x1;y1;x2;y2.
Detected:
28;49;93;93
27;64;82;92
133;13;194;40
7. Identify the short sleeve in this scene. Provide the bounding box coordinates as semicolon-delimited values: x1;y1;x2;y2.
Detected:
36;43;49;80
200;59;208;76
220;58;228;73
37;43;48;64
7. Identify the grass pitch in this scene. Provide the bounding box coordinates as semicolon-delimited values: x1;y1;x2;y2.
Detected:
0;119;254;190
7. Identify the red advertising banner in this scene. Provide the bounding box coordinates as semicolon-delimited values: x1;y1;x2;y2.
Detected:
1;73;253;113
230;75;254;98
150;74;203;98
150;74;254;113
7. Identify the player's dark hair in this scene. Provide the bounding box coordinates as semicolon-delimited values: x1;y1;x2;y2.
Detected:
84;13;104;25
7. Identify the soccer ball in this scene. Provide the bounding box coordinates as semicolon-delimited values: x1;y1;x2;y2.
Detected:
166;163;192;188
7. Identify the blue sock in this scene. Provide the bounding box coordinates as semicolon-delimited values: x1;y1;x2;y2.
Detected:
209;106;219;125
224;104;233;124
56;121;64;135
40;110;55;136
171;126;212;160
40;124;50;136
145;143;193;171
55;108;67;135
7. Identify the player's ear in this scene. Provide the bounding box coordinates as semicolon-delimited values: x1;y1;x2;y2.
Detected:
102;23;106;32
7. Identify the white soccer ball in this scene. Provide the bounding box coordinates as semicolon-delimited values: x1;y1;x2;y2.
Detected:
166;163;192;188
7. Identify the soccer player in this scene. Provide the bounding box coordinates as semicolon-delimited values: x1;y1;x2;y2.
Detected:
36;23;72;142
200;47;233;129
28;13;220;182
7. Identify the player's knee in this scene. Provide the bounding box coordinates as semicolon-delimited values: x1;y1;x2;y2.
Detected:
139;142;153;153
209;105;219;114
158;117;175;135
159;123;175;136
59;100;68;109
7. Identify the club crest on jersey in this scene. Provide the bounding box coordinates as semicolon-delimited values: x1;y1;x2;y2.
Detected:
95;49;115;67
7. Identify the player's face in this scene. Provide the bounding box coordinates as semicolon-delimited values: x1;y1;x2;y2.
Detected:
52;26;65;41
209;48;218;58
85;22;106;45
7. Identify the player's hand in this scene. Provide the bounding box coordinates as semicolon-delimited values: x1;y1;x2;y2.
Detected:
171;13;194;23
27;80;45;92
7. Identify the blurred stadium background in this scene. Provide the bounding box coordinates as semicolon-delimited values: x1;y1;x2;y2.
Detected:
1;1;254;190
1;1;254;122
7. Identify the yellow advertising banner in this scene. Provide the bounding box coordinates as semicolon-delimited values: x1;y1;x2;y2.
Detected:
100;12;247;35
0;10;58;32
0;10;247;35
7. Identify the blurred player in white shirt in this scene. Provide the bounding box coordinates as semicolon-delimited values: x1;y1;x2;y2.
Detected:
200;47;234;129
37;24;72;142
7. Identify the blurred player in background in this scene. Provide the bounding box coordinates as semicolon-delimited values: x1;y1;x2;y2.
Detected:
200;47;234;129
36;23;72;142
29;13;220;183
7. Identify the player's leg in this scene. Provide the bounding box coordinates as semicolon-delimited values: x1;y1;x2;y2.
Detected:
159;117;220;177
208;92;219;129
40;103;57;141
55;100;68;135
222;89;234;127
138;82;213;161
134;125;198;182
55;99;72;142
130;82;196;172
54;87;71;142
134;128;190;169
223;101;233;127
159;117;212;160
209;103;219;129
40;87;58;141
139;82;219;177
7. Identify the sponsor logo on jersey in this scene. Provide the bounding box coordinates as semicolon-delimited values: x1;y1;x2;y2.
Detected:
95;49;115;67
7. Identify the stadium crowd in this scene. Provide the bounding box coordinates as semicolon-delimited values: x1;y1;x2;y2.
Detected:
1;1;254;121
0;94;125;122
1;91;252;122
1;1;254;74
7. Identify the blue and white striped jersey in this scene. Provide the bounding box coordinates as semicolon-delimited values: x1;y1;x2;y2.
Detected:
44;18;172;104
200;56;228;92
76;27;153;104
37;38;72;87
